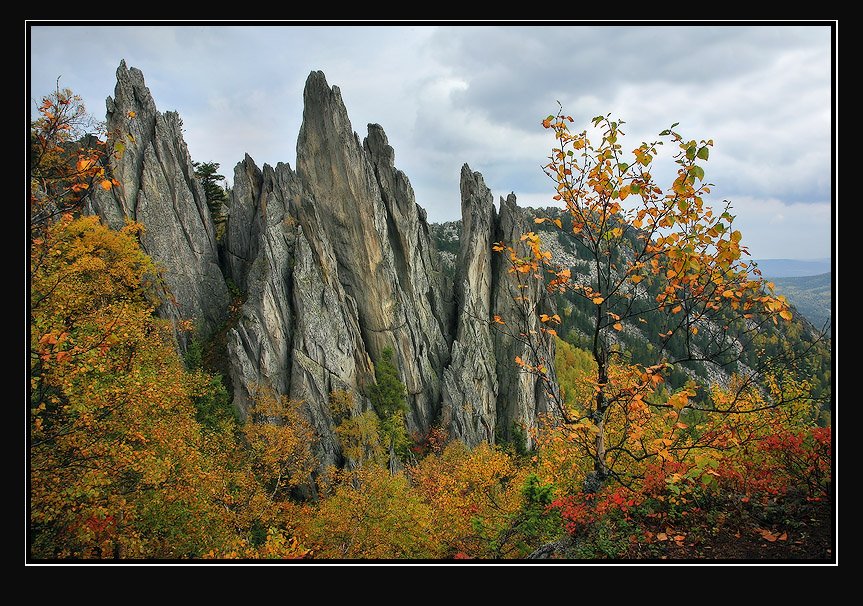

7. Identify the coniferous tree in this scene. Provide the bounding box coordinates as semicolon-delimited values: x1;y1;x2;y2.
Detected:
193;161;227;218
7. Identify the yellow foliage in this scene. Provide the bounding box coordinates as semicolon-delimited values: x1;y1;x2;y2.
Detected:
30;216;235;558
298;465;438;559
244;391;317;498
409;442;528;557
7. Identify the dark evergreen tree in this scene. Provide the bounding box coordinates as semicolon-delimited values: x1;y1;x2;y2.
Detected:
193;161;227;217
368;347;410;463
368;347;408;418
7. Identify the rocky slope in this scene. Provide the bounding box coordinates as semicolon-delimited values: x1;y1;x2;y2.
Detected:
88;63;557;468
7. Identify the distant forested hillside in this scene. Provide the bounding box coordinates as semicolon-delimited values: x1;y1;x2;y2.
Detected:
771;272;831;330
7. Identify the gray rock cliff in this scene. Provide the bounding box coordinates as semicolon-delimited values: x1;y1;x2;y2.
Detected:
293;72;449;436
493;193;558;448
440;165;499;446
89;63;558;463
86;60;229;345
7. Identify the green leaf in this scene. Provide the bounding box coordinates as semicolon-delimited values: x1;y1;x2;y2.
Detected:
659;129;670;136
686;146;697;161
692;165;705;181
619;162;629;173
630;183;641;194
670;122;680;129
697;146;710;160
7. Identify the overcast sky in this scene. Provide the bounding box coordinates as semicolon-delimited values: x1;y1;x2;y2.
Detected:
29;24;833;260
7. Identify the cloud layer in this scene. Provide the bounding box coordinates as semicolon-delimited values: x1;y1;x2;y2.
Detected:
29;24;833;259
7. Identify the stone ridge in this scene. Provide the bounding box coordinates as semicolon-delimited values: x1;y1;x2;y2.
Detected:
86;60;229;347
91;63;558;465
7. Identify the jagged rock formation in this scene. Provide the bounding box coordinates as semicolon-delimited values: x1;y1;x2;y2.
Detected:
90;62;557;466
440;166;499;446
493;194;558;448
293;74;451;436
86;60;229;345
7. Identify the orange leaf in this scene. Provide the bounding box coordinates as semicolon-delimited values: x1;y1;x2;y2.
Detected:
592;297;604;305
779;309;792;321
100;179;113;190
631;274;643;284
757;528;777;542
613;322;622;331
656;532;668;541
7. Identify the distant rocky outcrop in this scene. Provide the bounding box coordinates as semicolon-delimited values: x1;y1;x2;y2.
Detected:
91;62;558;467
86;60;229;346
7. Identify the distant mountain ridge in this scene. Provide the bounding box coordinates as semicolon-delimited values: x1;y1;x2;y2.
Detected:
752;258;831;278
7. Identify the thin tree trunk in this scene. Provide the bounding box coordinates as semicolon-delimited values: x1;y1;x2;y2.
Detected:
586;297;609;493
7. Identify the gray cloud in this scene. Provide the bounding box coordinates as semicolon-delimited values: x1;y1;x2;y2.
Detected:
29;23;832;259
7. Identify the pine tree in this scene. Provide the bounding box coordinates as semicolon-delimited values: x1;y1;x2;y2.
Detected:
193;161;227;219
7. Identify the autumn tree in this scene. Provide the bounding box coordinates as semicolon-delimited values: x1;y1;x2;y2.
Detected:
30;215;236;558
29;84;124;234
243;390;317;500
299;465;438;559
329;390;387;468
409;441;539;558
496;109;807;493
